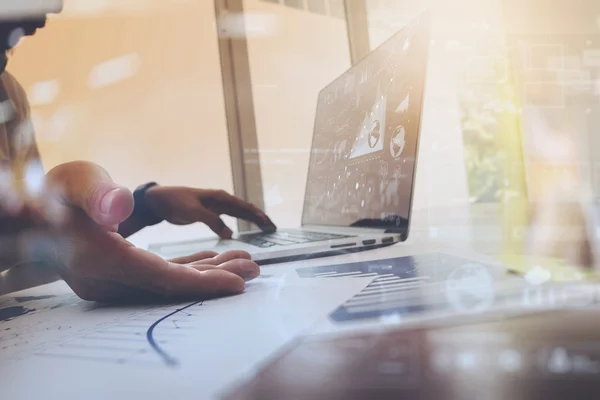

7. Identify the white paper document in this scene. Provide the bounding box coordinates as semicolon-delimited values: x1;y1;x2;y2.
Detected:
0;270;373;400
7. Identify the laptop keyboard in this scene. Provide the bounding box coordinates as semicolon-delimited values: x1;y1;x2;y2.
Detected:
236;230;354;248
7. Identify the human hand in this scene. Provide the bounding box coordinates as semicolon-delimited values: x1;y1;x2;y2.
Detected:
3;161;260;301
142;186;277;238
0;161;133;266
42;219;260;302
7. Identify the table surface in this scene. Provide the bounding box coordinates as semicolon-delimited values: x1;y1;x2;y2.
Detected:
1;205;595;399
0;240;511;397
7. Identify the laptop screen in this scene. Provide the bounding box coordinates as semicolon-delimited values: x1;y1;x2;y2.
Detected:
301;14;430;235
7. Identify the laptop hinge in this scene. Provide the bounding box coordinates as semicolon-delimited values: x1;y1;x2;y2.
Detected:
384;228;408;241
384;228;404;234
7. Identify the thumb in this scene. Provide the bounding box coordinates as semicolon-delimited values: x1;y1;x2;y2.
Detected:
46;161;134;228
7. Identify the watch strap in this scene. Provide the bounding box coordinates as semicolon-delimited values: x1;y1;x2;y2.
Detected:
132;182;163;226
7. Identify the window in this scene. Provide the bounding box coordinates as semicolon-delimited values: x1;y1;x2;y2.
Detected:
10;0;235;248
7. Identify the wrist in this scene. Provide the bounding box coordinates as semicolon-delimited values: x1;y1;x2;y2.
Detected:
132;182;164;226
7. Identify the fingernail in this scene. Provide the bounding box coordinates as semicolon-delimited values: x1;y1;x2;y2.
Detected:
262;224;276;233
242;263;259;281
100;188;120;215
222;227;233;238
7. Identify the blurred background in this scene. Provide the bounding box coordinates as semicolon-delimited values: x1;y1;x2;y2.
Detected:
6;0;600;260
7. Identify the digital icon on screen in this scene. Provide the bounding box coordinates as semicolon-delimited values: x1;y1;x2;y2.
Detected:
394;165;407;180
396;93;410;113
379;160;389;178
332;139;350;164
390;126;406;159
548;347;571;374
367;120;381;148
349;95;387;159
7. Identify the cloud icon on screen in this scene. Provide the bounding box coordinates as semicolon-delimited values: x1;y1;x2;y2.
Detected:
395;93;409;113
524;266;551;286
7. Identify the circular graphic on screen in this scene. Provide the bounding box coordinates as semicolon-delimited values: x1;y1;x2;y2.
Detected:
390;126;406;159
367;120;382;148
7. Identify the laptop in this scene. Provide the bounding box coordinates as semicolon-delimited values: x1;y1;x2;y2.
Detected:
149;13;431;265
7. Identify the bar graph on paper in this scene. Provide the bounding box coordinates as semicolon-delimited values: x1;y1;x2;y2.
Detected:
296;253;496;322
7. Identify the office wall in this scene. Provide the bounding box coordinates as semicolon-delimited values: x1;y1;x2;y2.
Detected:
8;0;235;248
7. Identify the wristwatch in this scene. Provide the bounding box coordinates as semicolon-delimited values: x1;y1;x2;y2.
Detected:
133;182;164;226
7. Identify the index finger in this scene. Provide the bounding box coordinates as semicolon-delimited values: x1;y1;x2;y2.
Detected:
208;191;277;232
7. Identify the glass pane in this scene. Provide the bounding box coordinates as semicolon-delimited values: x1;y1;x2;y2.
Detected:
306;0;328;15
9;0;234;248
503;0;600;201
366;0;419;50
244;0;351;228
363;0;528;253
283;0;304;10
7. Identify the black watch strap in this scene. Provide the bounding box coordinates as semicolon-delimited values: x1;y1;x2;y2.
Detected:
133;182;163;226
